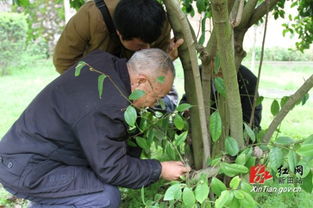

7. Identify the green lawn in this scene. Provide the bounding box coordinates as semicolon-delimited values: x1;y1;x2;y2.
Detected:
0;59;58;138
174;60;313;139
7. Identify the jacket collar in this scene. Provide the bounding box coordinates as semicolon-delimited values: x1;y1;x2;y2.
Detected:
114;58;131;95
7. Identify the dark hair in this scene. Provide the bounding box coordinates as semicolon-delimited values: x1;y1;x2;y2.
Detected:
113;0;166;43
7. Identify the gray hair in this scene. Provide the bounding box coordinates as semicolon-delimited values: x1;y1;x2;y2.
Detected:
127;48;175;77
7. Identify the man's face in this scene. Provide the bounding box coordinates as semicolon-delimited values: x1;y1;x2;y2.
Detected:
121;38;151;51
131;72;173;109
117;31;151;51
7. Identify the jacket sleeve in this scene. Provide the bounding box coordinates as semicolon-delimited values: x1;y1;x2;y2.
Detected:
73;108;161;189
53;3;92;74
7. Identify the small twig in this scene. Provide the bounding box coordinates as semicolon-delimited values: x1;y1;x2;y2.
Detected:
85;63;132;105
249;0;270;128
196;14;202;39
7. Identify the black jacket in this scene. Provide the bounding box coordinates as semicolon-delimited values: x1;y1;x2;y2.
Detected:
0;50;161;198
181;65;262;129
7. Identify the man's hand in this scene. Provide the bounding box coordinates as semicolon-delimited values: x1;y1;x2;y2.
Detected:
160;161;190;181
168;38;184;60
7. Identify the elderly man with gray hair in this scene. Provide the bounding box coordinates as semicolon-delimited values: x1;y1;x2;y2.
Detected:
0;49;190;208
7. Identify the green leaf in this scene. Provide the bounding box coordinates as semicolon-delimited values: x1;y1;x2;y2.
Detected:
183;187;196;208
230;176;241;189
303;134;313;144
164;184;182;201
174;131;188;146
229;198;241;208
244;123;255;143
225;136;239;156
127;140;137;147
209;157;222;166
176;103;192;112
240;180;253;193
214;55;220;74
129;89;145;100
214;77;226;96
269;147;284;170
141;187;146;205
158;99;166;110
280;96;289;107
301;93;309;105
220;163;249;177
199;33;205;45
75;61;86;76
245;156;256;169
146;129;155;145
296;144;313;157
97;74;107;98
240;191;257;208
215;190;233;208
235;152;246;165
211;177;226;196
201;199;211;208
15;0;30;7
196;0;206;12
135;136;149;150
195;183;209;204
124;106;137;127
275;136;295;145
165;143;176;160
301;171;313;193
287;150;297;173
234;190;244;199
297;161;311;178
174;114;185;130
256;96;264;106
156;76;165;83
271;99;280;116
210;111;222;142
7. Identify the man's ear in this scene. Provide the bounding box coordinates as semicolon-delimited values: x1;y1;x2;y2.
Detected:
132;74;148;88
136;74;148;86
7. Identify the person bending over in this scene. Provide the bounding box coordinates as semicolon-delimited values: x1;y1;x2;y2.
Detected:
0;48;189;208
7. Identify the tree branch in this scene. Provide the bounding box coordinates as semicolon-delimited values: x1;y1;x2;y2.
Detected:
190;167;219;180
237;0;258;29
263;74;313;143
163;0;210;169
230;0;244;27
248;0;280;27
249;1;269;127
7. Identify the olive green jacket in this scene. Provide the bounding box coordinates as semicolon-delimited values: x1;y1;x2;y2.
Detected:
53;0;171;73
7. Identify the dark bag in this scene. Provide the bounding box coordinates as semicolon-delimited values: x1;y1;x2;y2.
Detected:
94;0;121;45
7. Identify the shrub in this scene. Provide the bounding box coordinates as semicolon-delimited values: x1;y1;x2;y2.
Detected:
246;47;313;61
0;12;50;76
0;12;27;75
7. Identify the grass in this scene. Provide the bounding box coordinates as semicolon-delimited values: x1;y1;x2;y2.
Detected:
0;59;58;138
0;58;312;207
174;60;313;139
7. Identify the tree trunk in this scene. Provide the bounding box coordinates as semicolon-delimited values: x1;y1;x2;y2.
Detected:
163;0;210;169
211;0;244;148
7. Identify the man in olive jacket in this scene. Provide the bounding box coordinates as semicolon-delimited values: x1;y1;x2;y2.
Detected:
54;0;182;113
0;49;189;208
